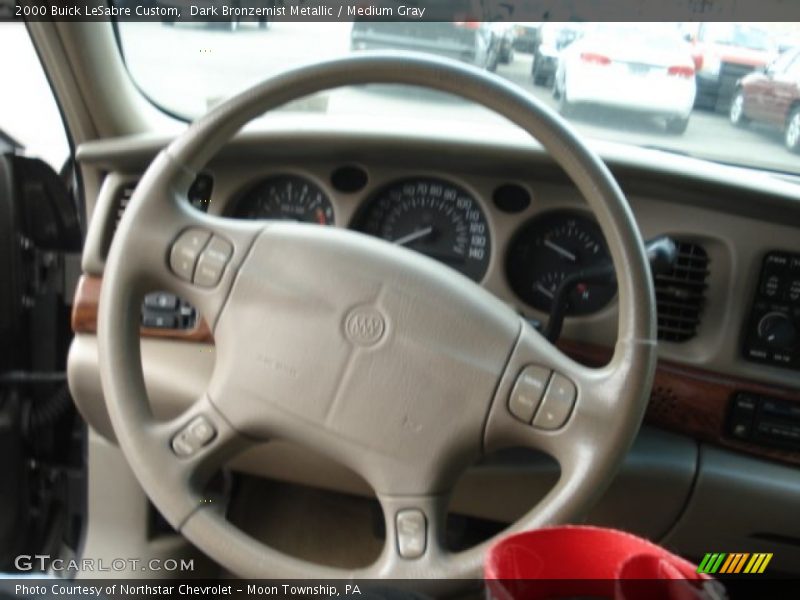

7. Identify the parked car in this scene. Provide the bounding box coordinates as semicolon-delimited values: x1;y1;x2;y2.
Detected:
532;22;582;86
351;21;499;71
554;23;696;133
730;48;800;152
491;23;516;65
688;23;777;111
511;23;540;53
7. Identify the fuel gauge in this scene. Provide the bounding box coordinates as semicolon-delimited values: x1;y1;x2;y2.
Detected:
506;211;616;315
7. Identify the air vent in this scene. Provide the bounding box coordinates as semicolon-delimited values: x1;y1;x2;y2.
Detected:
114;181;138;231
655;241;710;342
112;173;211;233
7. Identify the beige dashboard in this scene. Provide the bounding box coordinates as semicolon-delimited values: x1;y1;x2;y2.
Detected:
66;125;800;572
68;126;800;466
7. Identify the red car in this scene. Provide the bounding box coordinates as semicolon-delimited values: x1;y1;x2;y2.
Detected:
689;23;777;111
730;48;800;152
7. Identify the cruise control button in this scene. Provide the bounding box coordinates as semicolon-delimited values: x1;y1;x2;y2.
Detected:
396;509;426;559
170;229;211;281
508;365;551;423
532;373;576;430
171;416;217;457
194;236;233;287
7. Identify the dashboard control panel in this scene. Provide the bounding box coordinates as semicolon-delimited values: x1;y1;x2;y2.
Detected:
743;251;800;371
728;392;800;451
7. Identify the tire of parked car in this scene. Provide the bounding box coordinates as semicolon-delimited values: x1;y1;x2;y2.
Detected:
531;56;552;87
665;116;690;134
729;90;750;128
785;106;800;153
555;77;574;117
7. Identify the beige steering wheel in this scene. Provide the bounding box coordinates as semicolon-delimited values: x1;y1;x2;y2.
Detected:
97;53;657;585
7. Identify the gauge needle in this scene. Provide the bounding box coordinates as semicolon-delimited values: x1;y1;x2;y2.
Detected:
536;283;555;299
393;226;434;246
544;239;576;262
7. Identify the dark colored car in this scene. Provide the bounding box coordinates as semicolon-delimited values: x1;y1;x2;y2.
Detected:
730;48;800;152
532;22;582;87
512;23;540;53
351;21;499;71
491;23;515;65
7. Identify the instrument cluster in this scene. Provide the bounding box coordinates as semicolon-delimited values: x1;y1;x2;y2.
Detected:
226;169;616;314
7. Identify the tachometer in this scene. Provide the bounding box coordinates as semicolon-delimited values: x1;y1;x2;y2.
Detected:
231;174;334;224
506;211;616;315
353;178;490;282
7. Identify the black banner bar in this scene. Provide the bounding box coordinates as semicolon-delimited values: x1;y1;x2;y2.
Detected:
2;578;800;600
3;0;800;23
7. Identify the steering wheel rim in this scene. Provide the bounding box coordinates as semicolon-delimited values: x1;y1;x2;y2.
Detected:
97;52;657;584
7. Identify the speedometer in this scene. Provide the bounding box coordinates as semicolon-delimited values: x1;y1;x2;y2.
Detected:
353;178;491;282
231;174;334;224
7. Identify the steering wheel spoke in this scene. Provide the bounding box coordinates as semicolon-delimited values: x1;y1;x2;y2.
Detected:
483;322;655;526
135;394;252;528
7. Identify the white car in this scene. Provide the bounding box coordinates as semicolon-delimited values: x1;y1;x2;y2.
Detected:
554;23;697;133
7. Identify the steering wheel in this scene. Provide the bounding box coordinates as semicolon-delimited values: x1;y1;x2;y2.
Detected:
98;53;656;583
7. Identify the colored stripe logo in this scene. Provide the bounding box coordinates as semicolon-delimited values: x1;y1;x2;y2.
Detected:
697;552;773;574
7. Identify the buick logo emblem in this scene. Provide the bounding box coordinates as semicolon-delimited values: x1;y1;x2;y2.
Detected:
344;306;386;346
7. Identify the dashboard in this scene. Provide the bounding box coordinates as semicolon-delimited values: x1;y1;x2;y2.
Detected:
70;127;800;469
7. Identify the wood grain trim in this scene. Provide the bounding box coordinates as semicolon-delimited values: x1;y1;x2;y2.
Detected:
72;275;800;465
71;275;213;343
559;339;800;467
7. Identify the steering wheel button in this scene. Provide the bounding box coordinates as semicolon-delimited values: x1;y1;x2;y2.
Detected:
509;365;551;422
193;237;233;287
206;236;233;262
171;432;195;457
187;416;216;445
170;229;211;281
533;373;576;430
171;416;216;457
396;509;426;559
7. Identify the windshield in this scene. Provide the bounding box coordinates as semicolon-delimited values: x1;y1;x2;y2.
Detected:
117;20;799;174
